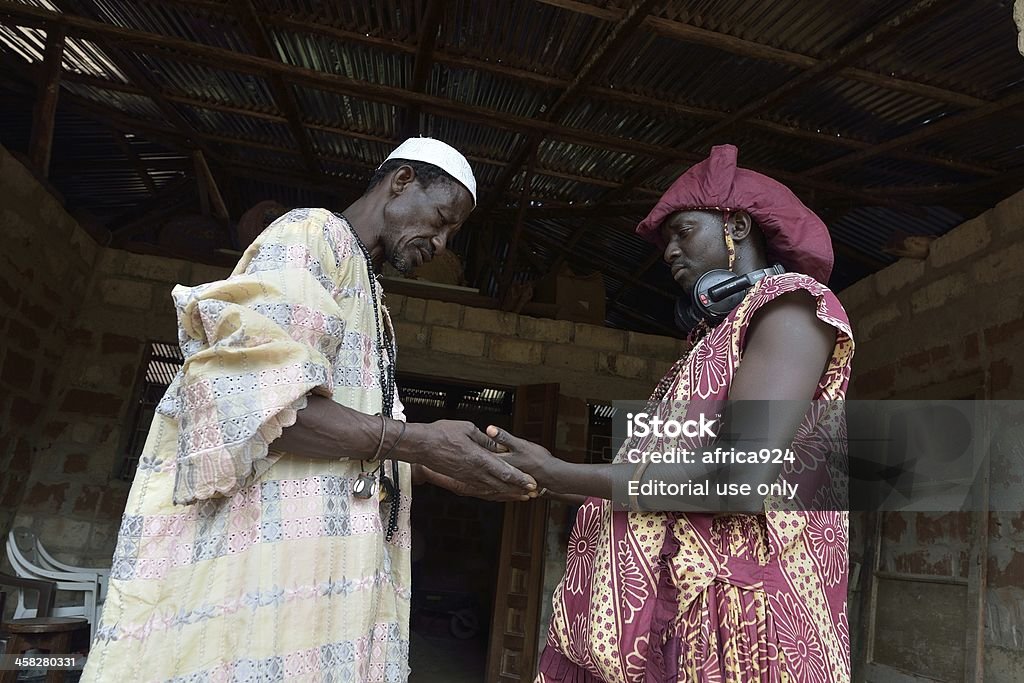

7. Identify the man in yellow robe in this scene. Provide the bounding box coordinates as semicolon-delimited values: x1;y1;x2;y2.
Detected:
83;139;535;682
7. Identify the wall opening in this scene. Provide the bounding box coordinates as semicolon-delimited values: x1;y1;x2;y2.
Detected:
399;373;515;683
117;341;183;481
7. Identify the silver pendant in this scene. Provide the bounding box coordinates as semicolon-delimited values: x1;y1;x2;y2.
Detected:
353;472;379;499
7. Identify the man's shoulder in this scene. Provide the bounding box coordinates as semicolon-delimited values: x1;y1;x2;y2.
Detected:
270;208;353;246
277;207;335;224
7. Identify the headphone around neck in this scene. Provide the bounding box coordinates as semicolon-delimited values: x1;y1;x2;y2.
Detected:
674;264;786;333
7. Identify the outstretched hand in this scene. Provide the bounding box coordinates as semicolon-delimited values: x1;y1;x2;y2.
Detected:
411;463;533;501
485;425;561;492
412;420;537;500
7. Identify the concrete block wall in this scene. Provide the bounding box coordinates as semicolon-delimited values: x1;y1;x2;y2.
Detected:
839;186;1024;679
839;187;1024;400
386;295;685;401
12;248;230;565
0;146;101;543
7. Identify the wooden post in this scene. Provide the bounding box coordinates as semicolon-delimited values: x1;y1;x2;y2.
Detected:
192;150;230;222
29;26;65;177
498;142;539;306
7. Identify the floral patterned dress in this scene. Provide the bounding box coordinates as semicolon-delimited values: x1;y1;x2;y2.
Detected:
537;273;855;683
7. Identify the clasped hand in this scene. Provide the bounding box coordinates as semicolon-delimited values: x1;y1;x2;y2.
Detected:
412;420;559;502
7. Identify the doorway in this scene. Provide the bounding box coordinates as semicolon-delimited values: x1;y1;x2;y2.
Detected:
400;374;515;683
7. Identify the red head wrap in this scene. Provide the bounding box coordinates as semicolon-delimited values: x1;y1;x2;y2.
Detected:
636;144;834;283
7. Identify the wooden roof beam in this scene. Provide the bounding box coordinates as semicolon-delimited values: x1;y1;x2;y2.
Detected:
534;0;1001;111
192;149;230;222
50;0;217;160
156;65;1006;181
498;141;540;303
34;2;1001;180
109;128;158;194
402;0;446;138
0;3;652;155
28;25;64;177
0;2;982;208
492;201;655;219
0;68;194;157
547;0;660;120
477;0;658;216
50;69;654;193
604;0;959;204
803;90;1024;177
237;0;321;176
262;11;1000;179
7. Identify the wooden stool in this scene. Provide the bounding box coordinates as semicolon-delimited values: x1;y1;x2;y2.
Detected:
0;617;89;683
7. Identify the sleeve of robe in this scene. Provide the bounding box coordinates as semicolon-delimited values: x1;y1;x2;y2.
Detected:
158;207;360;505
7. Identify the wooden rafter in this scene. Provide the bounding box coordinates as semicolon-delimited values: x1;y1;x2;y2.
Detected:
2;59;985;224
2;0;1019;332
109;177;193;240
492;201;654;219
0;1;996;210
13;59;658;195
192;150;230;222
533;0;1006;111
802;90;1024;178
476;0;659;216
109;129;158;194
259;11;1002;178
603;0;959;204
498;141;540;303
50;0;215;160
236;0;320;176
402;0;446;138
28;25;64;177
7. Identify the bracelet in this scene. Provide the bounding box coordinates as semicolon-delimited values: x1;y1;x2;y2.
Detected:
379;420;407;461
363;414;388;465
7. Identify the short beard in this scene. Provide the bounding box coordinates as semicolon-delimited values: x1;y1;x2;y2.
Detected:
388;246;413;275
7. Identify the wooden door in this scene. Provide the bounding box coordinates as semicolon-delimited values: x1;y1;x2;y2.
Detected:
855;378;989;682
485;383;559;682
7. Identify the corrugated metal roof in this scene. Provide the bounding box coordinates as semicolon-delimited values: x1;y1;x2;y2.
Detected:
1;0;1021;336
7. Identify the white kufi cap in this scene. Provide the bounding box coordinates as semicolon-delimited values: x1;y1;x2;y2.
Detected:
381;137;477;205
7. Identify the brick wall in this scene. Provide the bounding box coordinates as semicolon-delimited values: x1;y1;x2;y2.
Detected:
839;187;1024;400
839;186;1024;679
0;146;100;546
12;249;230;565
385;295;684;400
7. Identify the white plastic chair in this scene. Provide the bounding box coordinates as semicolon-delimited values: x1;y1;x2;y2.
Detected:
34;535;110;599
5;527;103;640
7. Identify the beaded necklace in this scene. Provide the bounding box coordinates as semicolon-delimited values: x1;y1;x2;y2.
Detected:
334;212;401;542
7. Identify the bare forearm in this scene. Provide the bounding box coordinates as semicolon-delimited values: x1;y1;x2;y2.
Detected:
537;459;619;500
274;395;536;500
274;394;425;464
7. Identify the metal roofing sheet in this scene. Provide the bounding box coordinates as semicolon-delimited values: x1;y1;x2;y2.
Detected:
1;0;1020;335
603;34;804;112
90;0;250;53
855;0;1024;99
445;0;610;78
292;85;397;135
